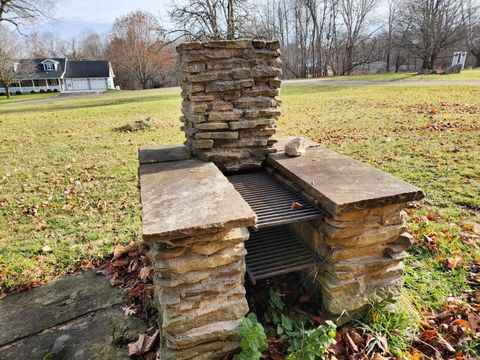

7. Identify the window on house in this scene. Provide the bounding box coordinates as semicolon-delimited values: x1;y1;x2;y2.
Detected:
45;63;54;71
48;79;59;86
33;80;40;86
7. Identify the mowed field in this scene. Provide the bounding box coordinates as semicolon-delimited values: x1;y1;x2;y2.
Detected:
0;85;479;315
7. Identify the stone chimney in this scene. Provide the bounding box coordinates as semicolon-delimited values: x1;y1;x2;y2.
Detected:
177;39;282;172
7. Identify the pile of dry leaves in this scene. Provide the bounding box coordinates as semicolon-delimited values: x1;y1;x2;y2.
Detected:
100;242;159;358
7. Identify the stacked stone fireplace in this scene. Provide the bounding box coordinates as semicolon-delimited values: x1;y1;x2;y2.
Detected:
178;40;282;171
139;39;424;360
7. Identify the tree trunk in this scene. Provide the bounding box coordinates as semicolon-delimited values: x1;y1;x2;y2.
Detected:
227;0;234;40
5;86;10;98
475;54;480;68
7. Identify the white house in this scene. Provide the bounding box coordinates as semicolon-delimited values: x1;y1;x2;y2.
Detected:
1;58;115;93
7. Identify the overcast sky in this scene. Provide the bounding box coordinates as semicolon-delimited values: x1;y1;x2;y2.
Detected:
32;0;387;39
35;0;171;38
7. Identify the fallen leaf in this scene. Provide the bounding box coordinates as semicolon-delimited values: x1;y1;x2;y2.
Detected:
422;329;438;341
128;329;159;356
42;245;53;253
445;256;463;270
139;266;153;281
291;201;304;209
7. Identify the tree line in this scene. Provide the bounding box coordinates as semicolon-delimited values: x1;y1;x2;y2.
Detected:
1;0;480;91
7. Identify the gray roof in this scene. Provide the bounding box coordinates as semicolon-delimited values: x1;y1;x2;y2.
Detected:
17;58;110;80
64;61;110;78
19;58;66;80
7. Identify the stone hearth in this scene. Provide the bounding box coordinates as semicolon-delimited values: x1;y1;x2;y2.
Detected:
138;40;424;360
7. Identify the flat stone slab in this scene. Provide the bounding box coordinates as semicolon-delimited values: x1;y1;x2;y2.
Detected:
0;271;145;360
139;145;192;165
0;305;145;360
0;271;123;346
267;147;424;214
140;159;256;242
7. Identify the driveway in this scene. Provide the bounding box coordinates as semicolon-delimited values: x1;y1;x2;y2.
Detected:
284;78;480;86
1;90;104;105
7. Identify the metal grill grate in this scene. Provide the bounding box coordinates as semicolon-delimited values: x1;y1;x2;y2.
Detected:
245;226;321;285
227;170;328;229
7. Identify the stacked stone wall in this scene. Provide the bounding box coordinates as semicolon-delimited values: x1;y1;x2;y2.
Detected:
266;165;412;318
177;40;282;171
147;226;250;359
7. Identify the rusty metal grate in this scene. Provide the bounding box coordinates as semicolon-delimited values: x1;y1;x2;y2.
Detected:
227;170;328;229
245;226;321;285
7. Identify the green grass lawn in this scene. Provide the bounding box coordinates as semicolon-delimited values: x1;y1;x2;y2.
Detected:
0;86;479;316
323;68;480;82
0;92;59;103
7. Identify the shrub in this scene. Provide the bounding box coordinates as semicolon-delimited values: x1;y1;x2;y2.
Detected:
47;89;52;93
0;92;5;96
30;90;36;94
39;89;46;93
53;89;59;92
15;91;22;95
236;313;267;360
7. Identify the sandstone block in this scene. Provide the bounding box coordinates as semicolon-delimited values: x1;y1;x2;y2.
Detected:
154;258;245;288
228;119;276;130
211;101;234;111
163;297;249;335
222;90;243;100
191;139;214;149
165;319;242;349
269;79;282;88
234;97;276;109
190;94;217;102
207;60;234;70
197;123;230;130
183;63;206;73
158;339;240;360
232;68;252;79
205;79;254;93
265;40;281;49
152;243;246;274
183;83;205;93
177;42;203;51
242;87;279;97
205;49;234;59
244;109;281;119
324;224;406;248
208;110;242;121
194;131;239;140
252;66;282;78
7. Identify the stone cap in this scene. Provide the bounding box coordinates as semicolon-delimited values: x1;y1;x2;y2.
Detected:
139;145;192;165
139;158;257;242
266;146;424;215
176;39;280;51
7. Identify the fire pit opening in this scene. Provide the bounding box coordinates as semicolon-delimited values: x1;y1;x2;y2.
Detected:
227;169;329;286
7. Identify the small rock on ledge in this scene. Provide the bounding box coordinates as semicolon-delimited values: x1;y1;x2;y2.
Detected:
285;137;307;157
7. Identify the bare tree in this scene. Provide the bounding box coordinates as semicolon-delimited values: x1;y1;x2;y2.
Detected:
107;10;173;89
462;0;480;68
0;0;57;31
169;0;254;40
339;0;378;74
396;0;465;71
78;31;106;60
0;26;34;97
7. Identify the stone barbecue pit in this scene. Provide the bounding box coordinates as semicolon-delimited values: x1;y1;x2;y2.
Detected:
138;39;425;360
